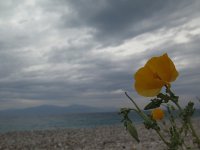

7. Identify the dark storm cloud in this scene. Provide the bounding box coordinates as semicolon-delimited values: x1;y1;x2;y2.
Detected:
57;0;199;46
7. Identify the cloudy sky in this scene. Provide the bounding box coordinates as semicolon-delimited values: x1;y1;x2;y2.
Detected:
0;0;200;110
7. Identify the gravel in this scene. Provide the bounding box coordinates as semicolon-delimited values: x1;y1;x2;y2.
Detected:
0;118;199;150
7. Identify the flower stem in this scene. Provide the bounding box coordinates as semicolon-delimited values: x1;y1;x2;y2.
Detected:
125;92;141;112
188;118;200;148
124;92;151;123
155;129;169;146
166;87;200;148
173;101;182;111
172;100;200;147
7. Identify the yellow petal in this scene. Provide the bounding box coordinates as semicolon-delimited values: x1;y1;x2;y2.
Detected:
134;66;165;97
151;108;164;120
145;53;179;82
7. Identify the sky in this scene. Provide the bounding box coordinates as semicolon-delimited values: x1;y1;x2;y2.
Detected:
0;0;200;110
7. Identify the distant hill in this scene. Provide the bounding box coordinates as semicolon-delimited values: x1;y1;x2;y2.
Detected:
0;105;118;116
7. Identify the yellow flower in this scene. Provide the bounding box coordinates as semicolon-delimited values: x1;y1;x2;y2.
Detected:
134;53;178;97
151;108;164;120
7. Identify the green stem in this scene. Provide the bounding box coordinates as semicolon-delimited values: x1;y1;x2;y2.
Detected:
166;87;200;148
188;119;200;148
182;142;189;150
172;100;200;147
155;129;169;147
182;141;188;150
125;92;141;112
125;92;150;122
173;101;182;111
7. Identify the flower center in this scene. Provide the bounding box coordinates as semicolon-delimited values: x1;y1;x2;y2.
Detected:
153;73;161;80
153;73;170;88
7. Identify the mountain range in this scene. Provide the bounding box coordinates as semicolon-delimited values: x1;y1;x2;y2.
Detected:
0;105;118;116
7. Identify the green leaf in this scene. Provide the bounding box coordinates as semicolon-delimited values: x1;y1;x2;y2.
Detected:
157;93;171;103
127;121;140;142
144;99;162;110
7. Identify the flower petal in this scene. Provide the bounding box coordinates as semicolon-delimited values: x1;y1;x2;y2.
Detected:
134;66;165;97
145;53;179;82
151;108;164;120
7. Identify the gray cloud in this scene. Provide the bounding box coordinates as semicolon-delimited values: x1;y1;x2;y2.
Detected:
0;0;200;110
56;0;199;46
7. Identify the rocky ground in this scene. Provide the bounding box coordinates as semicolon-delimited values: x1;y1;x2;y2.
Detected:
0;118;199;150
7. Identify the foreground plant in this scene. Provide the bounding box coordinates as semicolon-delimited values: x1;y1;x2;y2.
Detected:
120;53;200;150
